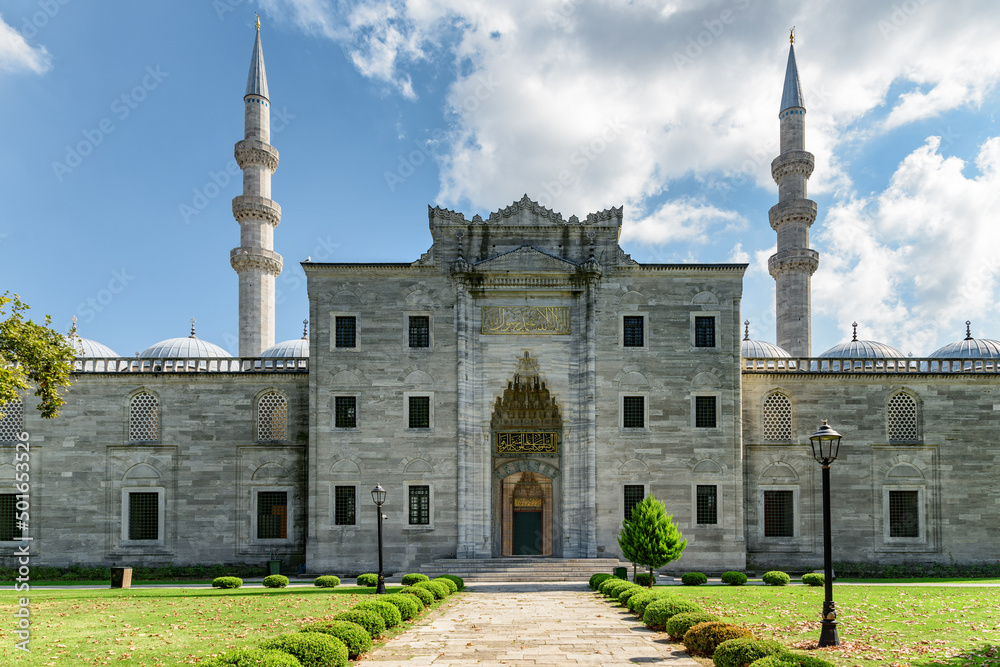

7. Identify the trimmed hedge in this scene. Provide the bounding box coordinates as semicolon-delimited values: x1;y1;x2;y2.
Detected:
413;580;449;599
632;589;676;616
399;585;435;607
259;632;349;667
681;572;709;586
598;577;620;596
721;571;748;586
314;575;340;588
263;574;289;588
354;599;403;628
618;586;645;606
401;573;430;586
683;622;754;658
381;592;422;619
299;620;371;659
438;574;465;591
356;573;379;587
433;576;459;594
713;638;785;667
333;609;386;639
212;576;243;589
801;573;824;586
590;573;613;590
749;654;835;667
634;572;656;586
198;647;303;667
603;579;636;599
763;571;791;586
642;597;703;630
665;612;722;640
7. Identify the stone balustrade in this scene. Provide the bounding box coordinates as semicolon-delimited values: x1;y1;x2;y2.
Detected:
743;357;1000;374
71;357;307;373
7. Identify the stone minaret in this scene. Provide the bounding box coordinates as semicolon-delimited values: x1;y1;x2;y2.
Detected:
232;18;282;357
768;31;818;357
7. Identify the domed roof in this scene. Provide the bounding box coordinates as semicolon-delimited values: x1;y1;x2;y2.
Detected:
260;320;309;358
140;320;233;359
740;321;791;358
818;323;904;358
929;321;1000;358
67;335;120;358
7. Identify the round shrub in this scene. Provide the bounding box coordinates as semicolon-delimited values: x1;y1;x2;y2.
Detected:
414;579;449;599
590;573;613;590
682;622;754;658
401;573;429;586
212;576;243;589
749;654;835;667
381;592;422;619
664;612;722;640
633;589;676;616
438;574;465;591
333;609;386;639
314;575;340;588
713;638;785;667
354;599;403;628
264;574;290;588
627;590;656;613
618;586;645;606
642;597;703;630
433;576;459;594
762;571;791;586
635;572;656;587
356;573;379;587
598;577;620;596
604;579;636;599
199;647;303;667
801;573;824;587
299;620;372;659
681;572;708;586
259;632;349;667
721;571;748;586
399;585;435;607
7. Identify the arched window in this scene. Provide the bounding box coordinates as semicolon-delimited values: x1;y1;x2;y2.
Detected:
129;392;160;442
257;391;288;441
887;392;918;442
0;399;24;442
762;392;792;441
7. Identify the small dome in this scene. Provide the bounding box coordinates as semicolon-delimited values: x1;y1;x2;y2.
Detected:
741;339;791;358
929;322;1000;358
818;322;904;358
140;337;233;359
260;338;309;358
67;335;120;358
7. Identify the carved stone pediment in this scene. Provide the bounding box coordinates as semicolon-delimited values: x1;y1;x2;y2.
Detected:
474;245;577;273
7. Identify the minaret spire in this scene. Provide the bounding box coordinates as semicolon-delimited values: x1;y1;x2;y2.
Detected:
768;34;818;357
232;22;282;357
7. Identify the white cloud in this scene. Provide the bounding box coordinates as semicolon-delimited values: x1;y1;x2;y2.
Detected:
0;14;51;74
623;198;746;245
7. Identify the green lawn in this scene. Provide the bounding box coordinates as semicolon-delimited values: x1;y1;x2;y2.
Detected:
662;584;1000;666
0;585;429;666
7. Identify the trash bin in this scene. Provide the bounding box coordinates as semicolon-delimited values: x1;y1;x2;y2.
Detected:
110;567;132;589
613;566;627;580
268;559;282;575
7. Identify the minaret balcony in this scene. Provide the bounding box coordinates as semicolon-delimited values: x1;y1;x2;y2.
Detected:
233;195;282;226
768;199;817;231
235;139;279;172
771;150;814;183
768;248;819;279
230;247;283;276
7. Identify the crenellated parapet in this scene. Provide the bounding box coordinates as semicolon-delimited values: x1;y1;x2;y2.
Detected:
235;139;279;172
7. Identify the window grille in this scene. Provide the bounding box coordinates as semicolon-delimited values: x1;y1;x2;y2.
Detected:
696;485;718;525
623;485;644;520
129;392;159;441
762;393;792;440
0;399;23;442
128;492;159;540
256;491;288;539
623;316;644;347
695;396;717;428
887;393;918;441
335;316;356;348
888;490;919;537
408;316;430;348
0;494;17;541
622;396;645;428
694;316;716;347
257;392;288;441
408;396;430;429
408;486;430;525
334;486;356;525
335;396;357;428
763;490;794;537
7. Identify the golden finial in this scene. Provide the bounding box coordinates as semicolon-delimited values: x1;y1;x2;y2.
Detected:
256;14;261;31
790;27;795;44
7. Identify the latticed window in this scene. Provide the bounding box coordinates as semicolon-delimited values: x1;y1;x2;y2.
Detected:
762;393;792;440
887;393;918;442
696;485;718;525
623;316;644;347
0;494;18;541
408;396;430;428
257;392;288;441
0;399;23;442
335;316;356;348
763;490;794;537
888;490;920;538
127;492;159;540
256;491;288;539
408;486;430;525
408;316;430;348
695;396;717;428
622;396;645;428
624;485;644;520
335;396;356;428
694;316;716;347
334;486;356;525
129;392;159;441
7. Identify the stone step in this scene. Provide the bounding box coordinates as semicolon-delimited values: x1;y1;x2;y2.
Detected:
414;557;628;582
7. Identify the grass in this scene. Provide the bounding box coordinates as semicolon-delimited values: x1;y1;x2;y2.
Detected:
0;585;447;666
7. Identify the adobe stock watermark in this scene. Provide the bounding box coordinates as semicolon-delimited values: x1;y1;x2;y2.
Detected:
12;429;33;652
536;117;625;208
51;66;169;182
17;0;71;39
213;0;249;21
877;0;931;38
673;0;753;70
545;0;583;29
74;267;136;324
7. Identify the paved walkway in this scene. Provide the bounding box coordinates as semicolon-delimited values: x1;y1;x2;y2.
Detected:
363;582;701;666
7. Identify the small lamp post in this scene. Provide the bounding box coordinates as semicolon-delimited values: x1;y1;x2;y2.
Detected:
809;420;842;648
371;483;387;594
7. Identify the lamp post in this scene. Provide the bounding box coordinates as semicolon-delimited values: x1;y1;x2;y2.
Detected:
809;420;842;648
371;483;387;595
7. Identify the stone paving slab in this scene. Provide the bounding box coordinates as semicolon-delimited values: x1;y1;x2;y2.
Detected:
363;582;701;666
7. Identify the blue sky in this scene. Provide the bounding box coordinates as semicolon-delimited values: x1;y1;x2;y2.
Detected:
2;0;999;358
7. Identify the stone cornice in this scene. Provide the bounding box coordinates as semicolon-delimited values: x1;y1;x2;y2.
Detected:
233;195;282;227
768;199;817;230
231;247;283;276
768;249;819;278
609;263;748;276
771;150;814;183
429;194;623;228
234;139;279;173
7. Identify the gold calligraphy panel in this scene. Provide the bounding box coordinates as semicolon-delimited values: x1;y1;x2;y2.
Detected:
514;497;543;508
481;306;570;335
496;432;558;455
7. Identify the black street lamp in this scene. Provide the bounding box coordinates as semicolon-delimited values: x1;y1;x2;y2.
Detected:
809;420;842;648
371;483;387;594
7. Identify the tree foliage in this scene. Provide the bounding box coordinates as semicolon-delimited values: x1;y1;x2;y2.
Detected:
0;292;75;419
618;494;686;585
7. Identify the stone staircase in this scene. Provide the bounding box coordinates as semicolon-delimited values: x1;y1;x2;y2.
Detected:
414;557;627;582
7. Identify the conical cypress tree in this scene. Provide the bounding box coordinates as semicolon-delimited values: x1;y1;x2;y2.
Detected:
617;509;640;581
623;495;686;585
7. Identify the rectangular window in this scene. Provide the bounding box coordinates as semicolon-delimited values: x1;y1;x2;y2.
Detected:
695;396;717;428
763;490;794;537
408;485;430;525
696;485;718;525
334;486;356;526
256;491;288;540
694;316;716;347
408;316;430;348
408;396;430;429
623;316;644;348
888;490;920;538
335;316;356;348
128;492;160;541
334;396;357;428
623;485;644;520
0;494;17;541
622;396;645;428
